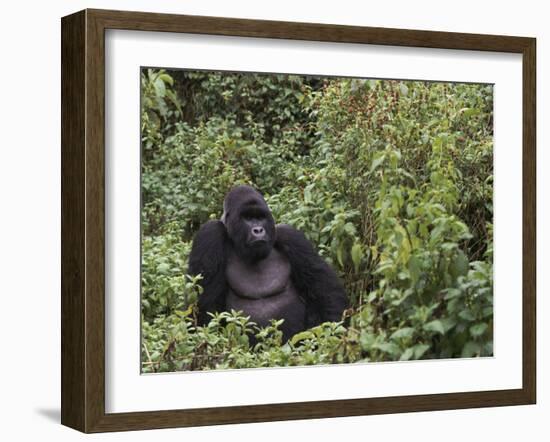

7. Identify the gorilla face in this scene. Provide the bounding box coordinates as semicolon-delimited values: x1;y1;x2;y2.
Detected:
222;185;276;262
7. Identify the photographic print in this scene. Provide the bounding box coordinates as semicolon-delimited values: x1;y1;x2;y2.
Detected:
140;69;494;373
61;9;536;431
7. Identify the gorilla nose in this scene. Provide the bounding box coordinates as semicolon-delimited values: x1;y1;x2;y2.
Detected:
252;226;265;238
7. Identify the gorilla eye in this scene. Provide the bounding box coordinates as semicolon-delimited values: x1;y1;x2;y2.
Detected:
242;209;264;221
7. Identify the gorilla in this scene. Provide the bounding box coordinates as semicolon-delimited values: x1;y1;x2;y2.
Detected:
188;185;348;341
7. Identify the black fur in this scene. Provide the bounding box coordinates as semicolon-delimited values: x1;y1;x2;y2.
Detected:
188;185;348;339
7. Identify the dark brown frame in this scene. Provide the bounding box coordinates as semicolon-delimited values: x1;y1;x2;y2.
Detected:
61;8;536;433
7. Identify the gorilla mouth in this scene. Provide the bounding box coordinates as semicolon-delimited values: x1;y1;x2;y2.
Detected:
246;239;272;260
250;238;268;245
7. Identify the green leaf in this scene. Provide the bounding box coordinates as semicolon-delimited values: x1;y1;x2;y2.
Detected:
399;82;409;96
158;73;174;86
359;330;374;350
336;245;344;268
450;250;469;279
390;327;415;340
423;320;445;335
154;77;166;97
290;331;315;345
461;107;480;118
351;243;363;273
344;222;356;235
413;344;430;359
444;288;461;300
461;342;481;358
304;186;313;204
470;323;488;338
432;136;443;153
373;342;401;356
408;255;421;285
369;152;386;173
430;223;445;243
459;309;476;322
400;348;415;361
156;263;170;274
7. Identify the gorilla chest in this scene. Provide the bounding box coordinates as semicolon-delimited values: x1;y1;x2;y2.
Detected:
225;249;305;335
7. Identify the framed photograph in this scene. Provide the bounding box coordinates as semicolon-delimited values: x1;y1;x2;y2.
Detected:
61;9;536;433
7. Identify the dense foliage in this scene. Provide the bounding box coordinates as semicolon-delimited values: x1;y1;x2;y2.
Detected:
141;68;493;372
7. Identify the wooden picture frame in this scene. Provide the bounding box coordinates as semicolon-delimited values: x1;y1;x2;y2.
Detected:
61;8;536;433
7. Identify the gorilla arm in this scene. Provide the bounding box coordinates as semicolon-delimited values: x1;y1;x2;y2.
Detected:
275;224;348;327
188;220;228;325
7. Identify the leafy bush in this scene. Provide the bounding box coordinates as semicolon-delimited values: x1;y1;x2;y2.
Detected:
141;70;493;372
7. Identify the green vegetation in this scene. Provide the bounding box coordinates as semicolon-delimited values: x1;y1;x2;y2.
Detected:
141;68;493;372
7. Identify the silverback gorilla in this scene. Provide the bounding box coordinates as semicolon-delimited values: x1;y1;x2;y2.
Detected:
189;185;348;341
